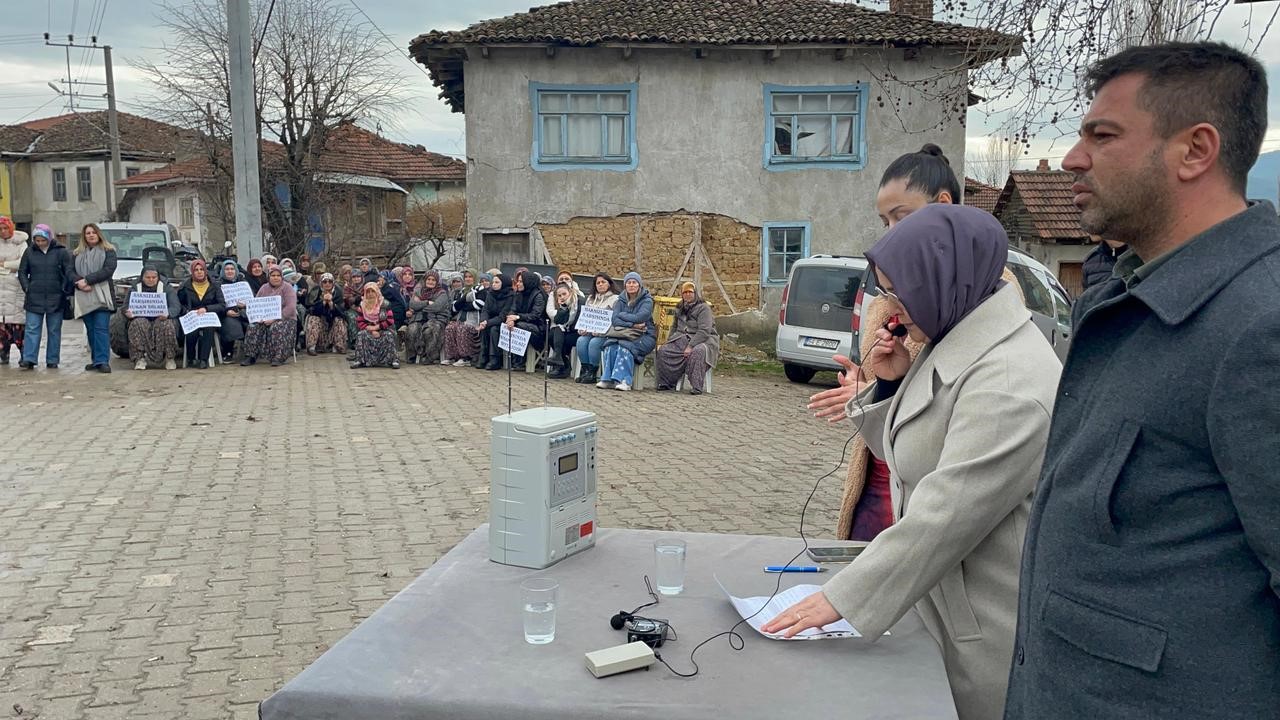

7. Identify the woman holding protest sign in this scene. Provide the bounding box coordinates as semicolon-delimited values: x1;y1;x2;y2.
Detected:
573;273;618;384
123;266;181;371
176;259;226;369
217;260;249;361
240;265;297;367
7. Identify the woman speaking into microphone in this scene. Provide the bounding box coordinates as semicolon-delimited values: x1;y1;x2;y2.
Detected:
762;204;1061;720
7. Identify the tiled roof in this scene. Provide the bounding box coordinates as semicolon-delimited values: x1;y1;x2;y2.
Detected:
316;123;465;183
118;124;464;189
991;169;1088;242
410;0;1020;112
963;176;1002;215
2;111;197;159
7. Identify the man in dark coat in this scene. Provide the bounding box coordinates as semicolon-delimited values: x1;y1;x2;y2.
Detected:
1079;237;1127;290
1005;43;1280;720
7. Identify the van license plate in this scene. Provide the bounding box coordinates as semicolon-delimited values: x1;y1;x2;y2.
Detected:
803;337;840;350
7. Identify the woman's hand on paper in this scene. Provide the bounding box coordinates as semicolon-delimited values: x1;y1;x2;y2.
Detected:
760;590;841;638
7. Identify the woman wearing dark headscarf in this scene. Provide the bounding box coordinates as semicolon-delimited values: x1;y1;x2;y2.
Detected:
504;269;547;370
404;270;451;364
444;270;485;366
123;266;181;371
358;257;379;285
240;265;298;366
303;272;347;355
655;281;720;394
597;271;655;391
245;258;267;295
377;269;408;330
176;259;226;369
477;273;513;371
761;204;1060;720
352;282;398;369
218;260;248;361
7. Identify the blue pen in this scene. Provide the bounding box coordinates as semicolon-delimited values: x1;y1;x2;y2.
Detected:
763;566;827;573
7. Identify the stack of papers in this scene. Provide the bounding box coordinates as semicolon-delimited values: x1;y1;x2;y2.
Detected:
716;579;863;641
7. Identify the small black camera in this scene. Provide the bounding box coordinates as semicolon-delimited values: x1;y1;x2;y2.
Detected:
624;617;670;648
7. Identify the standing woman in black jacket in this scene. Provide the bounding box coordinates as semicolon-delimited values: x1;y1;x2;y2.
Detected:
477;273;513;371
177;259;226;369
70;223;117;373
16;224;72;370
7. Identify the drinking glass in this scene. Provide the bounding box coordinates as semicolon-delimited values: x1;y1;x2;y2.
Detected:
654;539;687;595
521;577;558;644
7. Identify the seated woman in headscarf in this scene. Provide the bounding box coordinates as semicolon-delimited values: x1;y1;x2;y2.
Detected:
444;270;486;367
405;270;451;365
352;282;399;370
217;260;249;362
358;257;379;284
478;273;514;371
547;283;580;379
240;264;298;366
123;265;181;371
176;259;226;369
504;269;547;370
655;282;720;395
377;270;408;330
245;257;267;295
597;271;656;391
303;272;347;355
339;263;363;348
261;254;278;273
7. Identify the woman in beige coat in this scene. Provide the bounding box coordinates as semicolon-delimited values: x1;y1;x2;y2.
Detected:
764;205;1060;720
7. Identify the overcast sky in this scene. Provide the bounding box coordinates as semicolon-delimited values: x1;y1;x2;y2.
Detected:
1;0;1277;168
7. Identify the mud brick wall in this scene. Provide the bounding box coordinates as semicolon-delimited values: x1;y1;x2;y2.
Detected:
537;212;760;314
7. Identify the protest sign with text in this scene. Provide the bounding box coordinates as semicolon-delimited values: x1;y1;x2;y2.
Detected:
220;281;254;306
575;305;613;334
246;296;283;323
498;325;532;357
127;292;170;318
179;311;223;335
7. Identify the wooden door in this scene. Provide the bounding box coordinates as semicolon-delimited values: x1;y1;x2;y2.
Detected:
1058;262;1084;299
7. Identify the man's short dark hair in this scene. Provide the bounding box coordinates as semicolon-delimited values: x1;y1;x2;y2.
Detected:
1085;41;1266;195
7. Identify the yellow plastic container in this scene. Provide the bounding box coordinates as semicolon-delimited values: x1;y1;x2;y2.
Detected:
652;295;681;347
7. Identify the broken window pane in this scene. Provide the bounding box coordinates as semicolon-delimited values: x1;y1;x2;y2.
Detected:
542;116;563;155
773;116;793;156
795;116;830;157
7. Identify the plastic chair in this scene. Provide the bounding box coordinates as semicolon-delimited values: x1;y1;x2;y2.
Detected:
675;368;713;394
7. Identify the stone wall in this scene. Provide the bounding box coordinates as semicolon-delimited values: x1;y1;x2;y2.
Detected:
537;211;760;313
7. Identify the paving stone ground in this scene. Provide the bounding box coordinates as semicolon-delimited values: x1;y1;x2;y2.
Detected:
0;338;852;719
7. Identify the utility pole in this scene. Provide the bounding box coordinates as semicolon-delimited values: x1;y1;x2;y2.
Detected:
44;34;124;216
227;0;264;259
103;46;124;211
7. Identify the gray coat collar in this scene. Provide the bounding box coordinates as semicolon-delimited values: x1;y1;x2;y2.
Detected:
1129;202;1280;326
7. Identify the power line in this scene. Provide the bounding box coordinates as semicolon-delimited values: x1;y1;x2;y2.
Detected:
14;95;63;123
346;0;433;80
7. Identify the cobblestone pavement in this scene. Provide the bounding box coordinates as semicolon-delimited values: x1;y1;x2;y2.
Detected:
0;340;853;719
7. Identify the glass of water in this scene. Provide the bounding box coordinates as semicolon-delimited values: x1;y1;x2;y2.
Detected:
653;539;687;595
521;577;559;644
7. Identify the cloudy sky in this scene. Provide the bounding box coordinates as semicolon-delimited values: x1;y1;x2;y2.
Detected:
1;0;1277;168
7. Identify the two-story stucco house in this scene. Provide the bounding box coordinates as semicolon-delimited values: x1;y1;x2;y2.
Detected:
410;0;1017;320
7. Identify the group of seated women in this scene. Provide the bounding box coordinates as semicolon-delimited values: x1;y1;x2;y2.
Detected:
126;256;719;391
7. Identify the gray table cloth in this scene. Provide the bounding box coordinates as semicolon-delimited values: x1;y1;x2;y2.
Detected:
260;525;958;720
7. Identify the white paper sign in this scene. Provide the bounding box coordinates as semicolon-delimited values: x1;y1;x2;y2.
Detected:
498;325;532;357
221;281;254;306
576;305;613;334
246;295;282;323
179;311;223;335
127;292;170;318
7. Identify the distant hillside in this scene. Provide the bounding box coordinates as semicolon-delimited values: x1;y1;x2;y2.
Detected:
1248;150;1280;205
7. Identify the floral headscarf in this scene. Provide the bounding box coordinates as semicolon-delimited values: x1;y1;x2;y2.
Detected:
399;267;418;298
360;282;384;323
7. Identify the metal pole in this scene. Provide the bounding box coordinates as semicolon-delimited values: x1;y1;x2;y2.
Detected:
103;46;124;215
227;0;263;260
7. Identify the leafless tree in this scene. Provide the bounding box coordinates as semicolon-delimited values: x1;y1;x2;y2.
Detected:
134;0;409;259
398;196;467;269
969;136;1023;187
851;0;1267;145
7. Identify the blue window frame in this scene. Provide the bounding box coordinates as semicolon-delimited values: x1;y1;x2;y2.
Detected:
762;222;811;286
531;82;638;171
763;84;867;171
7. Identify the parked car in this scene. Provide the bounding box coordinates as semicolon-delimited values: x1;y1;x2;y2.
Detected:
775;248;1073;384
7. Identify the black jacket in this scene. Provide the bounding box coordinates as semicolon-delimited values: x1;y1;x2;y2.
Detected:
304;285;346;321
17;239;72;315
511;286;547;327
177;279;227;316
381;284;408;327
1006;203;1280;720
482;286;513;325
1081;242;1126;291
